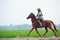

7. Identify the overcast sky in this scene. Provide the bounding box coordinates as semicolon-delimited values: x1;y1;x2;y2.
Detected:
0;0;60;25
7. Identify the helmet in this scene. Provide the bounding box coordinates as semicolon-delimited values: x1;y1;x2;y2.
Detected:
37;8;40;10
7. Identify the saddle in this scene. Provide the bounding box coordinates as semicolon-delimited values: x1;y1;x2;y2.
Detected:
39;19;45;27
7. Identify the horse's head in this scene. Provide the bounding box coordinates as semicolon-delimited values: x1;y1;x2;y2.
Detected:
27;12;35;19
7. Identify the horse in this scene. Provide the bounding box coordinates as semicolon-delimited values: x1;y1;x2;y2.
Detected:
27;12;58;37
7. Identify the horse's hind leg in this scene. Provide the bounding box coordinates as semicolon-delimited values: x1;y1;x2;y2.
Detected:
43;27;48;36
35;28;41;36
27;28;34;36
49;27;57;36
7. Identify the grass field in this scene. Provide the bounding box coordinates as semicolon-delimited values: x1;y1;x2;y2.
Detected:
0;29;60;38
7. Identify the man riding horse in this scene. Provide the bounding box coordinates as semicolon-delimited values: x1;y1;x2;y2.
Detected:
36;8;43;27
27;8;58;36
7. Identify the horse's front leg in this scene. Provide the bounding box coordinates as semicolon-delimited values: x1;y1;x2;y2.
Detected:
43;27;48;36
35;28;41;36
27;28;34;37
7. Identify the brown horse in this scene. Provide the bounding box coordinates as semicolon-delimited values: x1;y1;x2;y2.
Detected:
27;12;58;37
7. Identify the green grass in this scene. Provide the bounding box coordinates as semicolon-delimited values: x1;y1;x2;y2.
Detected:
0;29;60;38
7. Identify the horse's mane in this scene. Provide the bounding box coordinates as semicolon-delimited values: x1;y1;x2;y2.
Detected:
31;13;37;20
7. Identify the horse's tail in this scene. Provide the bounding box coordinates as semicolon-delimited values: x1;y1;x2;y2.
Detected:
51;21;58;32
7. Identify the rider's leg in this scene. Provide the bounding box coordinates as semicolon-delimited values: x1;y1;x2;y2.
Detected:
40;19;43;22
38;19;42;27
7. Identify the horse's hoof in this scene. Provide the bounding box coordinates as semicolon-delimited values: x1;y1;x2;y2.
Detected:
41;36;46;38
55;35;58;37
27;35;29;37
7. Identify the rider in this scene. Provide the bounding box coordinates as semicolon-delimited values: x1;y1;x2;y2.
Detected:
36;8;43;27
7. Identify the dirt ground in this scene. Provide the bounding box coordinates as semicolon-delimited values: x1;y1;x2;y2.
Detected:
0;36;60;40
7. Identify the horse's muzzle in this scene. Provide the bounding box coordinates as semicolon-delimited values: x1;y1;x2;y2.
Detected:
27;17;29;19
